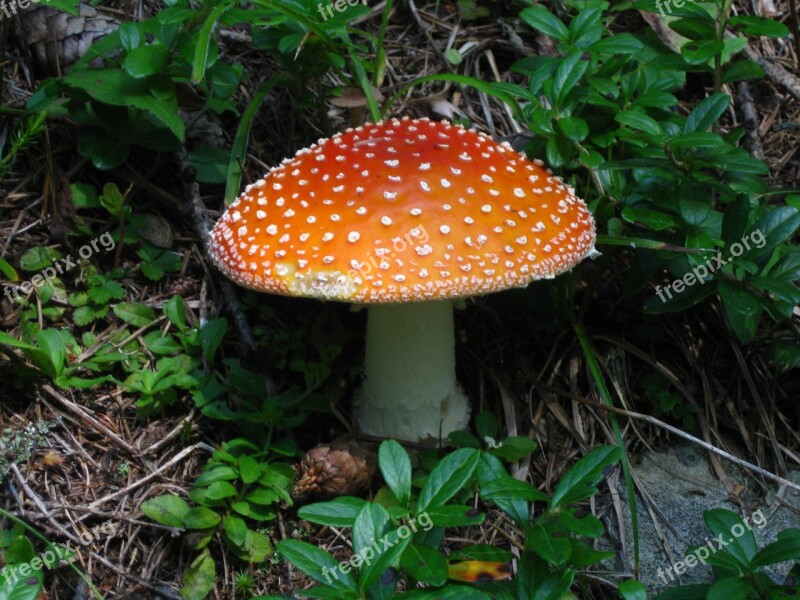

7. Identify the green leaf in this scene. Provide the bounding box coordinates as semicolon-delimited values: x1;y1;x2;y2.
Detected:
34;329;66;377
551;53;589;108
683;93;730;133
424;505;485;527
528;525;572;564
353;503;390;558
490;436;537;462
124;44;169;78
654;584;711;600
141;494;191;527
180;550;215;600
223;515;248;547
550;446;619;507
681;40;725;65
164;296;187;331
589;33;643;54
19;247;61;271
750;535;800;567
722;60;765;83
744;206;800;265
182;507;221;530
475;411;498;439
703;509;757;566
480;476;548;502
193;4;228;84
558;116;589;141
225;75;284;204
358;529;411;591
729;15;789;37
378;440;412;507
188;147;229;184
450;545;514;562
706;576;751;600
616;110;663;137
204;481;239;500
0;562;44;600
415;448;480;513
277;540;358;592
238;455;262;484
718;282;763;344
63;69;184;141
0;257;18;282
199;318;227;363
520;6;569;42
621;207;676;230
619;580;647;600
298;497;368;527
400;544;448;586
113;302;157;328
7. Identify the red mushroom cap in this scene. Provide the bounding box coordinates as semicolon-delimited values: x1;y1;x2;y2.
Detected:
209;117;596;302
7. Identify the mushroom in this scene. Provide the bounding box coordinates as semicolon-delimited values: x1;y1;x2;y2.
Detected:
208;118;596;443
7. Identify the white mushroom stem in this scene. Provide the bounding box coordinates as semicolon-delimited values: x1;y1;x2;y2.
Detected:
354;300;470;442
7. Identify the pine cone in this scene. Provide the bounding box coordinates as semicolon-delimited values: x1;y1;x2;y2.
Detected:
292;438;376;503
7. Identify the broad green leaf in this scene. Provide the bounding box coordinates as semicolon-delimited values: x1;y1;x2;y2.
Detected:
353;503;390;558
619;579;647;600
400;544;448;586
0;563;44;600
204;481;238;500
703;509;757;566
358;529;411;591
480;476;548;502
238;455;262;484
141;494;191;527
182;507;221;530
750;535;800;567
415;448;480;513
718;282;763;344
722;60;765;83
277;540;358;592
616;110;663;137
520;6;569;42
298;497;368;527
113;302;157;328
124;44;169;78
378;440;411;507
528;525;572;564
706;576;750;600
180;550;215;600
425;505;485;527
683;93;730;133
223;515;248;546
621;207;676;230
550;446;619;507
490;436;537;462
63;69;184;141
729;15;789;37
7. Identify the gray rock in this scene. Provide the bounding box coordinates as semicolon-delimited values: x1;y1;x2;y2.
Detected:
602;444;800;594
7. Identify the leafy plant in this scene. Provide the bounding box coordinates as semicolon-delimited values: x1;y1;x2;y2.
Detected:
141;439;294;599
656;509;800;599
275;440;619;598
500;0;799;353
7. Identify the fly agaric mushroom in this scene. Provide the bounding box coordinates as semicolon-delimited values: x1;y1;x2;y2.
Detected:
209;118;596;443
